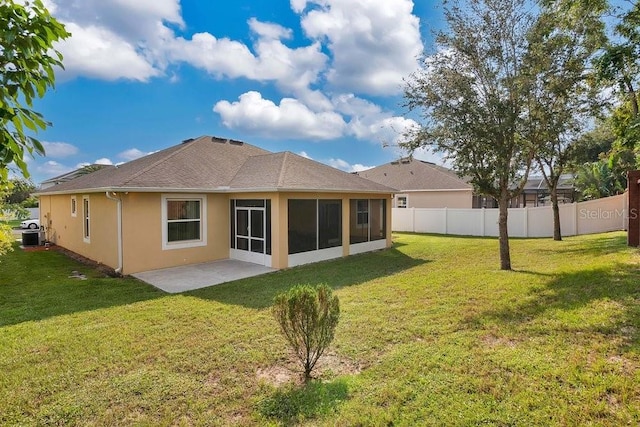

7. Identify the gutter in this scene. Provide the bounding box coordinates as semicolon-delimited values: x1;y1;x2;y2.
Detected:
105;191;123;275
36;186;397;196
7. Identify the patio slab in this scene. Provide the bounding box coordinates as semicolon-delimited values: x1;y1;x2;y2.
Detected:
132;259;276;293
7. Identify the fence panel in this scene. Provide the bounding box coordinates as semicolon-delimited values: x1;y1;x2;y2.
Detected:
392;194;626;238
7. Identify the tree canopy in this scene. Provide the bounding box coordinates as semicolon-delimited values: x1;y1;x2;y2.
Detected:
404;0;537;270
0;0;69;182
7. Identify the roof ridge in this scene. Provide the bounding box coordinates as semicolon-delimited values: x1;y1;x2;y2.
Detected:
121;136;204;186
277;152;291;187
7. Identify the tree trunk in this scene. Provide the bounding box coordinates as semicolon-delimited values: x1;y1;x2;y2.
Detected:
550;187;562;241
498;191;511;270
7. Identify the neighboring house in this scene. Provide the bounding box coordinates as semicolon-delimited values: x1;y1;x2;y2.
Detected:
356;157;473;209
39;164;115;189
35;136;395;275
476;175;577;208
511;175;576;208
359;157;577;210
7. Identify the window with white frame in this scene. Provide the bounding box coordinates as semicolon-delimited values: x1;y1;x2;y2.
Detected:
396;195;408;208
71;196;77;217
161;194;207;250
82;196;90;242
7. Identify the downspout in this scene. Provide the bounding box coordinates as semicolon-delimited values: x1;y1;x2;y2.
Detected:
105;191;123;275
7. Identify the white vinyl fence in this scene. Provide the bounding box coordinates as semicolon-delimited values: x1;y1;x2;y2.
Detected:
393;194;627;238
0;207;39;221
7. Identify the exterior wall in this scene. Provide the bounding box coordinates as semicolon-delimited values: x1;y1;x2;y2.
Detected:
121;192;230;274
397;190;473;209
39;193;118;269
393;194;627;238
40;190;394;275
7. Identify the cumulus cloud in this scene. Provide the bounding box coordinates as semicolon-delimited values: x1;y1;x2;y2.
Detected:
214;91;346;140
36;160;73;177
332;94;418;145
214;90;416;144
49;0;182;81
168;21;327;95
118;148;153;161
326;158;373;173
42;141;79;158
95;158;113;165
296;0;423;95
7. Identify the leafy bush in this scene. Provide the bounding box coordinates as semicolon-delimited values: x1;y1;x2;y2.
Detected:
0;223;13;257
272;284;340;381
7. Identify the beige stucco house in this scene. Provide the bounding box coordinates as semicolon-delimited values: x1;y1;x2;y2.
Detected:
35;136;395;275
357;157;473;209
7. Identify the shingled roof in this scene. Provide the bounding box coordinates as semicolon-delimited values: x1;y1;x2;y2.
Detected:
357;157;471;191
36;136;395;195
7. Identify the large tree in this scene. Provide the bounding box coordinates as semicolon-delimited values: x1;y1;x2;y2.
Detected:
522;0;606;240
595;1;639;145
403;0;536;270
0;0;69;182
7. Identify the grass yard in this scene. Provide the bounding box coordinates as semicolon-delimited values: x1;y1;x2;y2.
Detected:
1;219;22;228
1;232;639;426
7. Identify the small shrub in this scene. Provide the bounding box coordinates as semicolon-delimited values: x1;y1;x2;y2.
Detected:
272;284;340;381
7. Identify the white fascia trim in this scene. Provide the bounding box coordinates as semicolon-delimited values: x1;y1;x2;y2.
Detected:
161;194;208;251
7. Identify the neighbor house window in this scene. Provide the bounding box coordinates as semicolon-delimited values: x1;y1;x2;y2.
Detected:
350;199;386;244
288;199;342;254
396;195;407;208
71;196;77;217
82;196;90;243
161;194;207;250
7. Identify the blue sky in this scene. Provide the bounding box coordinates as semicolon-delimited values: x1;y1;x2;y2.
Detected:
23;0;446;184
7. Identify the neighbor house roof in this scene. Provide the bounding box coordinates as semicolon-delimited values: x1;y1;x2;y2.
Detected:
36;136;396;195
522;175;575;191
357;157;471;191
39;164;115;189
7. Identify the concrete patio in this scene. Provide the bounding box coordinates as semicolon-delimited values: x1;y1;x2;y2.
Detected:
132;259;276;293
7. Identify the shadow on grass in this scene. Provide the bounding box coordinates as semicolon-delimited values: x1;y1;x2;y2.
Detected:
0;244;163;327
474;264;640;352
258;379;349;425
189;247;428;309
537;234;629;257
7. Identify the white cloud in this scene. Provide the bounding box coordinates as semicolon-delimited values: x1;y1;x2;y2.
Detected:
58;23;160;81
298;151;312;159
297;0;423;95
36;160;73;177
248;18;292;40
333;94;418;145
50;0;182;81
214;91;416;144
214;91;346;140
42;141;79;158
168;22;327;94
326;158;373;173
118;148;153;161
95;158;113;165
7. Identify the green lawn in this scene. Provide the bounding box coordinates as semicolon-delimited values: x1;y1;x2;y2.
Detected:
1;219;22;228
1;233;638;426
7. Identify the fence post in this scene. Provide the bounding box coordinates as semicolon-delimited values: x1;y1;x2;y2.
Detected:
523;206;529;238
573;202;579;236
481;208;485;236
444;207;448;235
412;207;416;233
